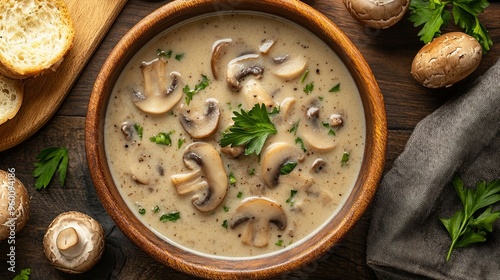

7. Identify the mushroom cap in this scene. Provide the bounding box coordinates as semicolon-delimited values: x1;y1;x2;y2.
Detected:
411;32;482;88
271;55;308;80
226;54;264;91
260;142;305;188
179;98;221;139
211;38;232;80
343;0;410;29
43;211;105;274
229;197;287;247
171;142;228;212
133;59;182;114
0;169;30;240
300;105;336;151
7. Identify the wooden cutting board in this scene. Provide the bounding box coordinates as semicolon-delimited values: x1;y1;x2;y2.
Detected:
0;0;128;152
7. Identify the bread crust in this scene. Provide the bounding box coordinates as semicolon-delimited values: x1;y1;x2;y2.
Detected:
0;74;24;125
0;0;75;79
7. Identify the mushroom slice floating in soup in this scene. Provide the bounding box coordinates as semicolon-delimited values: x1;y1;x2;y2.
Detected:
229;197;287;247
260;142;314;189
179;98;221;139
241;78;275;109
170;142;228;212
226;54;264;91
300;105;336;151
271;55;308;80
211;38;232;80
132;58;182;114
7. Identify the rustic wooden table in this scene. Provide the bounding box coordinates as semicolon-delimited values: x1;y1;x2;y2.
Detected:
1;0;498;279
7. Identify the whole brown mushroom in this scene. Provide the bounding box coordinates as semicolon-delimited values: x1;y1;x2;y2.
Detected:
343;0;410;29
43;211;105;274
411;32;482;88
0;169;30;240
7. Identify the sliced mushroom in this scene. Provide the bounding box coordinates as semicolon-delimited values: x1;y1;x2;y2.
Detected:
272;55;308;80
0;169;30;241
329;113;344;127
343;0;410;29
280;97;296;122
220;145;245;158
260;142;313;189
133;58;182;114
229;197;287;247
170;142;227;212
311;158;327;173
259;39;275;54
241;78;275;109
179;98;221;139
226;54;264;91
43;211;105;274
300;105;336;151
211;38;232;80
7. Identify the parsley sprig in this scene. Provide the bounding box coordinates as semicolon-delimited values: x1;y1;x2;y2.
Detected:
33;147;69;190
440;177;500;261
409;0;493;51
220;103;277;156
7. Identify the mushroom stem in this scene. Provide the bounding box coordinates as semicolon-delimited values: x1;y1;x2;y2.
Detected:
56;227;83;257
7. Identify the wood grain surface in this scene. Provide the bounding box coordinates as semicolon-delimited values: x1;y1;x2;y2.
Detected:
0;0;128;152
0;0;499;279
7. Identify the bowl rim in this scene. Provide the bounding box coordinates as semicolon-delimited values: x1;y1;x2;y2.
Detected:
85;0;387;278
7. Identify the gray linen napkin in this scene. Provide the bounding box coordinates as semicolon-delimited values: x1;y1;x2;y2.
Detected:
366;59;500;280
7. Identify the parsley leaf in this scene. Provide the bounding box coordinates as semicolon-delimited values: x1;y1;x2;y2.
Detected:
280;161;298;175
220;103;277;156
13;268;30;280
341;151;350;166
150;131;173;145
183;74;210;105
409;0;492;51
33;147;69;190
440;177;500;261
303;82;314;94
160;212;180;222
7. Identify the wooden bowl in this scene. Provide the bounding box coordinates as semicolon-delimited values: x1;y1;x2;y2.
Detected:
85;0;387;278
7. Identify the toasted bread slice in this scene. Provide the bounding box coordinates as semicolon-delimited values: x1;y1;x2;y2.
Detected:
0;0;75;79
0;74;23;125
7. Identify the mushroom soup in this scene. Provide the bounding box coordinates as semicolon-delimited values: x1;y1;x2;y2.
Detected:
104;12;365;258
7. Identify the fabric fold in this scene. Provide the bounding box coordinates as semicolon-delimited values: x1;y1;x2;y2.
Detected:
367;60;500;280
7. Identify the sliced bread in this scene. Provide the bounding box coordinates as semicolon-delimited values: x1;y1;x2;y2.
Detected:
0;73;23;125
0;0;75;79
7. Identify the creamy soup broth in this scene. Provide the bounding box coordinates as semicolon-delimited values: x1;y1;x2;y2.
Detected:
104;12;365;258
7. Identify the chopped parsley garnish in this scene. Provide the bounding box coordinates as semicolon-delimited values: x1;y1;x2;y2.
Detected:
269;106;280;115
275;239;284;246
248;168;256;176
177;138;185;149
341;151;350;166
286;189;298;204
220;103;277;156
237;191;243;199
222;220;229;229
223;205;230;212
175;53;184;61
229;172;237;185
183;74;210;105
303;82;314;94
408;0;493;51
153;205;160;213
280;162;298;175
300;69;309;83
295;137;306;152
160;212;180;222
289;121;299;135
157;49;172;58
33;147;69;190
150;131;173;145
134;123;143;140
323;122;336;136
138;207;146;215
329;83;341;92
